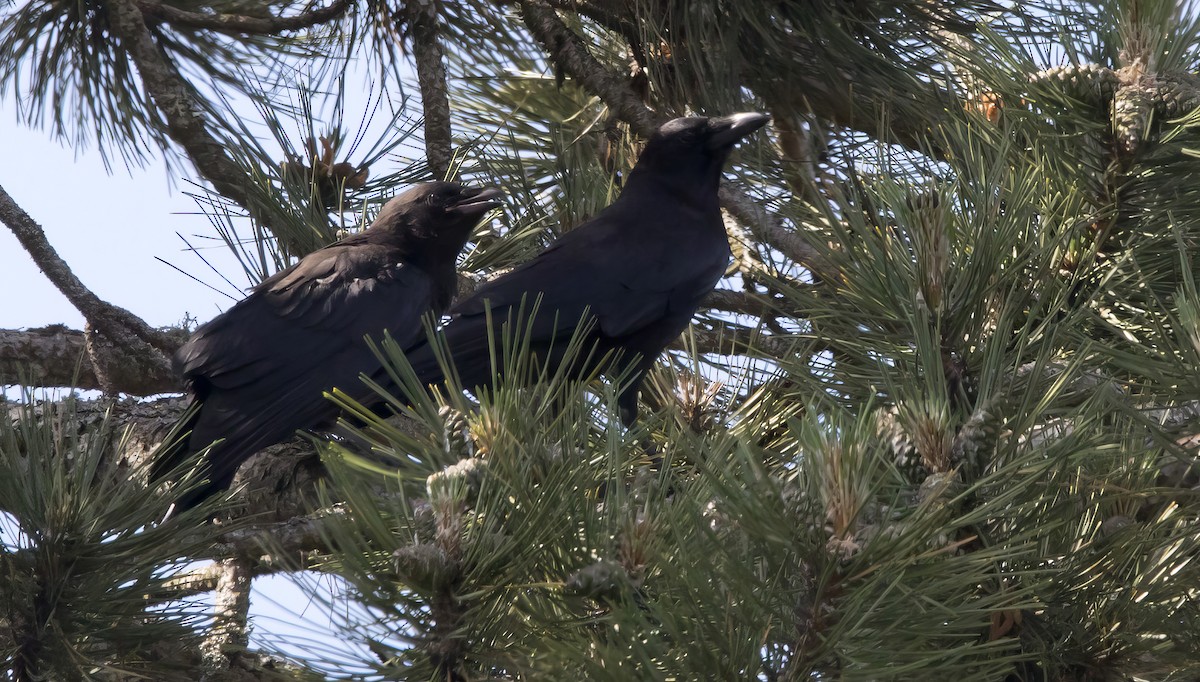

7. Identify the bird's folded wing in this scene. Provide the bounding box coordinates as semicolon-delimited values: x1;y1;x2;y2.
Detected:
450;245;673;342
177;251;432;392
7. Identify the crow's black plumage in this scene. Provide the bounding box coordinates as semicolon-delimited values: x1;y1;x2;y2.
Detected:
395;113;769;425
158;182;503;510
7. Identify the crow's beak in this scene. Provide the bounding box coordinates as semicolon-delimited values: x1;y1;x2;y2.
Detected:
706;112;770;150
449;187;505;215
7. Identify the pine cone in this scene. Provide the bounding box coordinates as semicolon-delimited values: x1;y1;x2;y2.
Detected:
438;405;472;459
1157;454;1200;488
907;191;950;315
950;402;1000;476
897;400;953;473
1112;82;1156;155
426;457;487;506
876;408;926;480
1029;63;1119;106
917;470;964;513
1153;73;1200;119
411;500;437;543
1096;515;1137;545
392;543;457;592
564;560;630;602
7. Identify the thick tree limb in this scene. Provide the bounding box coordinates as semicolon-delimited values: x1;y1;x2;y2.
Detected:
0;186;172;351
212;508;341;562
147;505;348;604
718;185;834;278
108;0;239;192
0;327;182;394
1;290;801;395
203;558;253;668
136;0;353;35
0;186;175;383
404;0;456;180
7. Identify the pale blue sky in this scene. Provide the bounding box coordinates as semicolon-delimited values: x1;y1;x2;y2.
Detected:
2;113;244;330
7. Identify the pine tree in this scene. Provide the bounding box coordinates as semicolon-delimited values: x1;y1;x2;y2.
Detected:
3;0;1200;679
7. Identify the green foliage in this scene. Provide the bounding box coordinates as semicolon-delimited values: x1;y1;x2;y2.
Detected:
0;396;235;680
8;0;1200;678
0;0;320;170
184;74;432;285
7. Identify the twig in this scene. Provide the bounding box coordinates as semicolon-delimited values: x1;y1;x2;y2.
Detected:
772;108;822;203
136;0;353;35
718;185;833;278
703;289;784;318
404;0;456;180
677;323;795;359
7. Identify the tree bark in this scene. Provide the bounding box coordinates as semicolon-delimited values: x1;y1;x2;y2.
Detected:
405;0;456;180
136;0;353;34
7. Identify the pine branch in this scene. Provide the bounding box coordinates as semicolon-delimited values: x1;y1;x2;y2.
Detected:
520;0;950;153
718;185;833;277
680;323;794;359
213;509;341;561
0;327;181;395
772;108;823;203
547;0;638;39
10;570;51;682
751;66;947;157
0;186;174;384
148;507;348;605
518;0;659;133
108;0;239;192
0;293;776;396
404;0;455;180
202;558;253;668
106;0;277;241
0;187;172;351
135;0;353;35
702;289;783;318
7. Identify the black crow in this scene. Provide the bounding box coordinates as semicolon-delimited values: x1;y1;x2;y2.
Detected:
394;113;769;425
157;182;503;509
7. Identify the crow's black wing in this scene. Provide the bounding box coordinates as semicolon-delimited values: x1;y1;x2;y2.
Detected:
418;210;728;386
178;242;431;392
166;243;435;504
457;218;671;331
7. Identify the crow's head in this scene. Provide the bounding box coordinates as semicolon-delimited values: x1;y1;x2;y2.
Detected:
367;182;503;270
387;182;504;228
373;181;503;251
656;112;772;152
630;113;770;188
